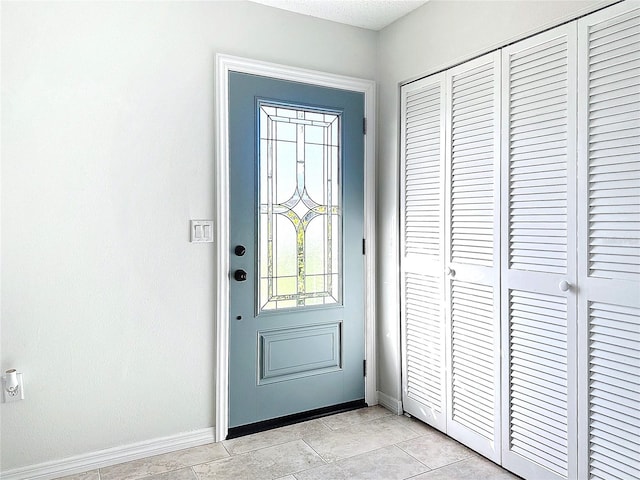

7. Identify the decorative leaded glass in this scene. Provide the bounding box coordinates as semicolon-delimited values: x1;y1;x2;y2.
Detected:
259;103;342;311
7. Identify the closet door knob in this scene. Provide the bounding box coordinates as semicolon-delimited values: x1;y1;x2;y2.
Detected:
446;267;456;277
559;280;571;292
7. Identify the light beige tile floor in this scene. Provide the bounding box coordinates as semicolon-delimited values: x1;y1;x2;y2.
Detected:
56;406;521;480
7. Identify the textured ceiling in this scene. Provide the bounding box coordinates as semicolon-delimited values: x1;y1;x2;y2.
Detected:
249;0;429;31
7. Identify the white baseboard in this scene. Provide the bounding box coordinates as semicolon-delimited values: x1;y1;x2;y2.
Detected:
0;428;215;480
377;390;403;416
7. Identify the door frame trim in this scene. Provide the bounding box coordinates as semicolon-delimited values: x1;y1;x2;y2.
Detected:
214;54;377;441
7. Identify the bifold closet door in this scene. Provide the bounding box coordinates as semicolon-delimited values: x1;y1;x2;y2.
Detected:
577;3;640;479
400;73;447;431
501;23;578;480
400;52;501;459
444;52;501;462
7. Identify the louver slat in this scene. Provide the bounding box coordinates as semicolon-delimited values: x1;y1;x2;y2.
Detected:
404;83;442;257
451;281;494;440
589;302;640;480
508;35;569;274
405;272;443;412
587;9;640;282
509;290;568;478
451;61;495;267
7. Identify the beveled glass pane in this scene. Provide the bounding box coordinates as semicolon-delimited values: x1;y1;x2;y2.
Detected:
305;111;324;122
331;215;340;274
277;122;296;142
305;217;324;275
305;144;325;203
277;300;297;309
305;275;324;294
275;214;296;277
276;107;296;118
258;102;342;311
276;276;296;296
305;125;324;144
330;117;339;145
260;219;268;279
276;141;296;204
259;139;268;205
330;146;339;182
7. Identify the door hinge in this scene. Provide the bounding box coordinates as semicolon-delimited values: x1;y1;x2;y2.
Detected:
363;359;367;377
362;238;366;255
363;117;367;135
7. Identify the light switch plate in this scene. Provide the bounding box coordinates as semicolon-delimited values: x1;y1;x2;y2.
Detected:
191;220;214;243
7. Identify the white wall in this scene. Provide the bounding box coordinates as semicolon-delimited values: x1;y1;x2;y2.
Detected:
375;0;612;405
0;1;376;470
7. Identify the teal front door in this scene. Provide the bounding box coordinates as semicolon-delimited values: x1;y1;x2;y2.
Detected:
228;72;365;429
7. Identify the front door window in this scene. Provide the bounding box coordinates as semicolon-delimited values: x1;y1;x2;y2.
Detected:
259;103;342;311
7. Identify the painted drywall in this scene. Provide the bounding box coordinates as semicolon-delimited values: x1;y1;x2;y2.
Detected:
375;0;613;406
0;1;376;470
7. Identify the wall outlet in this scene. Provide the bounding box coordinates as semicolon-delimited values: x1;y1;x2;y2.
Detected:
2;371;25;403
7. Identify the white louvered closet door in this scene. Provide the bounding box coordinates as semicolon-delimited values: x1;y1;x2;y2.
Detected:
444;52;501;462
577;4;640;479
400;73;447;431
501;23;578;480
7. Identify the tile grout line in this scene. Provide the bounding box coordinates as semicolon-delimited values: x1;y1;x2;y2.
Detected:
404;456;480;479
392;442;435;473
220;441;232;457
390;426;482;478
223;438;305;457
221;418;332;455
295;438;342;480
300;437;330;466
189;465;199;480
100;446;233;480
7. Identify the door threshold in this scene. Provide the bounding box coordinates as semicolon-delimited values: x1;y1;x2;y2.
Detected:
226;399;366;440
